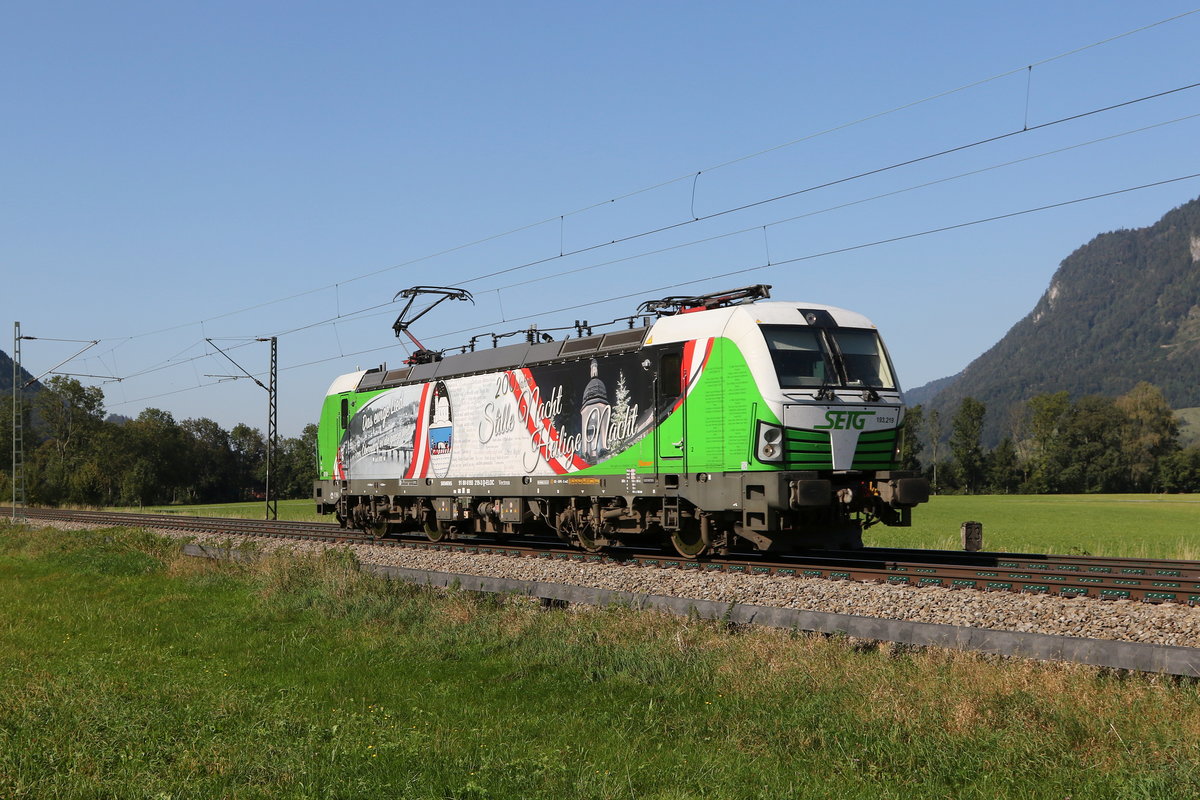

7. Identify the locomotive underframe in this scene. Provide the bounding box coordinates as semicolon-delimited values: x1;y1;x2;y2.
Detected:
314;469;926;555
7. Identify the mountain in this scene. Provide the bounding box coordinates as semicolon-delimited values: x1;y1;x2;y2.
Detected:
0;349;43;397
912;195;1200;446
903;372;959;408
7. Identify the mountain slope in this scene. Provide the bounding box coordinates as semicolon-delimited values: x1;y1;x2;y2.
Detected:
0;349;42;396
917;196;1200;446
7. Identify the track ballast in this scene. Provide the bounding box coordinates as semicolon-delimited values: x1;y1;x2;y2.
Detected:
10;506;1200;605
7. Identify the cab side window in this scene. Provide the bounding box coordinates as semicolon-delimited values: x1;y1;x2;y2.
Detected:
660;352;682;398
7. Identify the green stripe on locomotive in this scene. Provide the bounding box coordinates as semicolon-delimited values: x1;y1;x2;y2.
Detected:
852;429;900;470
578;336;782;475
316;385;387;480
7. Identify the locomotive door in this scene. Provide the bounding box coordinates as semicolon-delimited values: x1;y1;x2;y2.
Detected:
655;349;686;471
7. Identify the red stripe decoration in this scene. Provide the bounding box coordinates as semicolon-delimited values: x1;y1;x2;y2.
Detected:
685;338;713;395
507;369;590;474
404;383;434;479
671;338;714;412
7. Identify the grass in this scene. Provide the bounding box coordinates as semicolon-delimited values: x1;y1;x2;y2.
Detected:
2;523;1200;798
870;494;1200;559
120;493;1200;560
111;498;325;523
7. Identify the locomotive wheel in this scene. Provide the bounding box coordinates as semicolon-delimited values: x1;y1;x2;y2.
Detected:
670;516;710;558
576;524;603;553
558;506;603;553
422;515;451;543
366;519;389;540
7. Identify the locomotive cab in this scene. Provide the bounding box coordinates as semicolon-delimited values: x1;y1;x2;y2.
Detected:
744;304;929;548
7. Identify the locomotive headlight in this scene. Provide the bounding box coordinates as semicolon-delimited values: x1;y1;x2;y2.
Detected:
756;422;785;463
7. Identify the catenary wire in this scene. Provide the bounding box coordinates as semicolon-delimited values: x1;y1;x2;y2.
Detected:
95;9;1200;345
104;170;1200;408
100;107;1200;392
112;76;1200;376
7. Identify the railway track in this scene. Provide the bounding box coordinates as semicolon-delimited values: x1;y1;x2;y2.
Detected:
9;506;1200;605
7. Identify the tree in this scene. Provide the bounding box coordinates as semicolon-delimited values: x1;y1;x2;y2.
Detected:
34;376;105;471
273;423;319;499
950;397;986;493
181;417;237;503
926;408;942;492
899;404;924;473
1007;402;1033;484
230;423;266;499
73;422;126;505
1048;396;1127;493
1115;382;1179;491
122;409;187;504
986;438;1020;494
1158;445;1200;493
1023;391;1071;492
0;393;34;498
0;394;11;471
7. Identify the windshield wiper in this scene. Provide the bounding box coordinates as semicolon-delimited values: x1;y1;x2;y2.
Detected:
814;384;836;401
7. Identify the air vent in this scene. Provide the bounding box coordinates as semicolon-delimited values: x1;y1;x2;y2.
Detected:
383;368;412;384
357;371;386;390
559;335;603;356
599;329;648;350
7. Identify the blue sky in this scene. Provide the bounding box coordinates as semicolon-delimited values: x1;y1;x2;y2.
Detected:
4;2;1199;437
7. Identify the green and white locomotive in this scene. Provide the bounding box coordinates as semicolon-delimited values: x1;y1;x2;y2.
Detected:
313;285;928;555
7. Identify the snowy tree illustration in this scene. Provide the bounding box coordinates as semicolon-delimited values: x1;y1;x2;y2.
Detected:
609;371;633;452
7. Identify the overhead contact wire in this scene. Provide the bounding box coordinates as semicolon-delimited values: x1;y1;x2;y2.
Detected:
227;171;1200;385
102;106;1200;394
100;9;1200;345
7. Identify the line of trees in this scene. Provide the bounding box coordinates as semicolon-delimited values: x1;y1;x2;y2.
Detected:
0;376;317;507
900;382;1200;494
5;376;1196;506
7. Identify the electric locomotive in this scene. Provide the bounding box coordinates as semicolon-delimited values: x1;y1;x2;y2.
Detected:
313;285;929;555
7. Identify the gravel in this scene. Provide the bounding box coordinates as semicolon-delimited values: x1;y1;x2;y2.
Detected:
34;519;1200;649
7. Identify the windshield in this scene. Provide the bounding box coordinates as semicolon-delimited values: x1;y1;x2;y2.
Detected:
761;325;895;390
761;327;835;388
829;329;895;389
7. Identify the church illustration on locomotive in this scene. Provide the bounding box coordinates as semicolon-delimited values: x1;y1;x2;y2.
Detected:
314;285;929;556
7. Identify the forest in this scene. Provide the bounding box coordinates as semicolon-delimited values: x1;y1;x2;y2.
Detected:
3;376;1198;508
903;382;1200;494
1;376;315;507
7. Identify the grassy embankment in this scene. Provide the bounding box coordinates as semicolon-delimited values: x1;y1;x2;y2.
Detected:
2;524;1199;799
131;494;1200;560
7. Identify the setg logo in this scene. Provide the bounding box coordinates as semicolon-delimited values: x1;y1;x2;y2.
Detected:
814;410;870;431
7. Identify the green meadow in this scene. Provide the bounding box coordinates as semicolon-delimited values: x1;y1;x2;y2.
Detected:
116;498;324;523
2;524;1200;799
870;494;1200;559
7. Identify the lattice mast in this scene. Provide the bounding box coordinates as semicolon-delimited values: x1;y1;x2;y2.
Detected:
11;323;25;521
